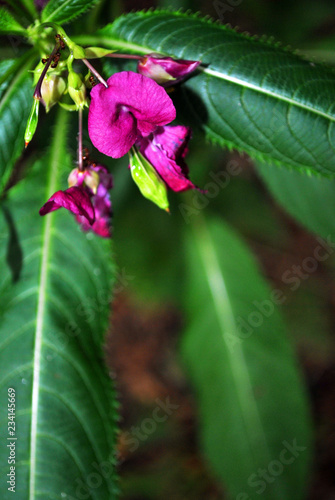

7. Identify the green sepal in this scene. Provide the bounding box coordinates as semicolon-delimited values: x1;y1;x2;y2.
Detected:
84;47;116;59
24;98;40;147
129;147;169;211
72;44;86;59
58;102;78;111
68;70;88;109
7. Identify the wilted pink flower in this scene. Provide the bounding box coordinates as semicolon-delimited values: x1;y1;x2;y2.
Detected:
40;165;113;238
88;71;176;158
75;165;113;238
137;125;196;192
39;186;95;223
138;55;200;87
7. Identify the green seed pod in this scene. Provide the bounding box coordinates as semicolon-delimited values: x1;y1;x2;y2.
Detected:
129;147;169;211
41;74;66;112
24;98;40;147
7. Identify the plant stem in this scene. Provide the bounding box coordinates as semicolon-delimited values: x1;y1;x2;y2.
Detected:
82;58;108;88
105;53;142;60
33;41;60;100
78;108;83;172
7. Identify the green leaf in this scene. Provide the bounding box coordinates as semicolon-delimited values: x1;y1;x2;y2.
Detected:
41;0;101;25
0;109;117;499
0;8;25;34
81;10;335;177
0;55;35;193
181;217;312;500
257;162;335;240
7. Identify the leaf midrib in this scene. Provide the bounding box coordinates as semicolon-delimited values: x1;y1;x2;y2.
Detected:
42;0;76;22
29;110;68;500
73;33;335;124
193;219;273;473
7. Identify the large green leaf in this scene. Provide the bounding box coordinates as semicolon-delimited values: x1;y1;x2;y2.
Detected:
181;217;312;499
0;8;26;35
0;109;117;499
257;162;335;240
0;55;35;193
41;0;101;25
77;10;335;177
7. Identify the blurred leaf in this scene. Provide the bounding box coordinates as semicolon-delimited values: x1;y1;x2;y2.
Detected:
0;8;26;34
78;11;335;177
41;0;101;24
181;217;312;499
0;109;117;499
257;162;335;239
0;55;35;193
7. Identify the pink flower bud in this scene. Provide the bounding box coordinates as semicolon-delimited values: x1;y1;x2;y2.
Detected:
137;54;200;86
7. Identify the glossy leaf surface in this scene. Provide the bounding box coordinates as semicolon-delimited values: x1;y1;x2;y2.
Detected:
0;110;117;499
0;57;34;193
84;11;335;177
181;217;312;499
41;0;101;24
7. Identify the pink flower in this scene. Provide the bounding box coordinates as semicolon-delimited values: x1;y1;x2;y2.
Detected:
39;186;95;223
137;125;196;192
39;165;113;238
138;55;200;87
88;71;176;158
75;165;113;238
88;71;197;193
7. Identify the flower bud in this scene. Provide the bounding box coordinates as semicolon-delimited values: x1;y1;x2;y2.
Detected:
129;147;169;211
68;71;89;109
138;54;200;87
24;98;40;148
41;74;66;112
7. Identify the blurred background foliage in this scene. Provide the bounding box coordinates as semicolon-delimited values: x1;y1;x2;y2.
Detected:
98;1;335;499
5;0;335;497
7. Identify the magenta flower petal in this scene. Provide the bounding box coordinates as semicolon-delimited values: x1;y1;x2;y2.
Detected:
88;71;176;158
39;186;95;224
139;125;196;192
138;55;200;86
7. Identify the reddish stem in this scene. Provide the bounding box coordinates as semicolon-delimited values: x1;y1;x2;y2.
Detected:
78;108;83;171
105;53;142;60
33;41;60;100
82;58;108;88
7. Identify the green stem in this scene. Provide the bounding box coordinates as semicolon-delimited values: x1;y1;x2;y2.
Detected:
72;34;152;55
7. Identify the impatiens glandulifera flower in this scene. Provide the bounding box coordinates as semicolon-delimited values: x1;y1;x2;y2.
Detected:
129;147;169;211
137;54;200;87
39;186;95;224
88;71;176;158
137;125;196;192
74;165;113;238
40;165;113;238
